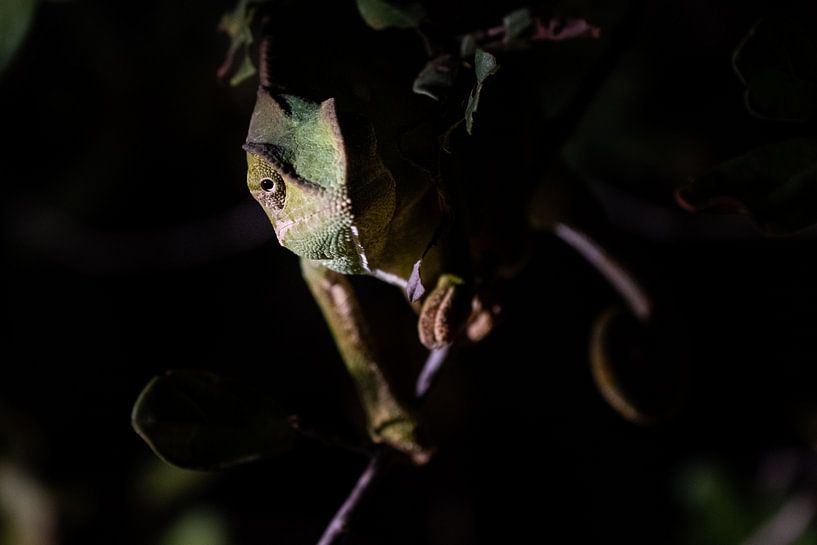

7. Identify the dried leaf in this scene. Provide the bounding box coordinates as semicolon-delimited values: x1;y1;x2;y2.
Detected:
406;259;425;302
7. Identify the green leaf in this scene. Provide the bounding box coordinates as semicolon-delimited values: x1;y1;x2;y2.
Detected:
734;15;817;122
678;138;817;235
217;0;260;84
503;8;534;43
229;53;257;87
465;49;499;135
132;370;296;470
474;48;499;83
0;0;37;76
412;54;459;102
356;0;425;30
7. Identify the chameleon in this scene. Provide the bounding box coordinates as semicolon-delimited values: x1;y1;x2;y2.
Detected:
241;80;688;460
243;88;481;462
239;7;692;457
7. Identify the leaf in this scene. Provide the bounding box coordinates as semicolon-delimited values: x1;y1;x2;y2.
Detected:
217;0;260;85
406;259;425;302
474;47;499;83
0;0;37;76
677;138;817;235
356;0;425;30
465;48;499;135
503;8;534;43
734;15;817;122
229;53;257;86
459;33;477;58
132;370;296;470
412;54;459;102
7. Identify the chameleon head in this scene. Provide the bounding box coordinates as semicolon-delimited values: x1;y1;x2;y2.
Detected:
244;89;396;275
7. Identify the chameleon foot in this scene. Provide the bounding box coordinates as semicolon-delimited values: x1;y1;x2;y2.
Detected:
418;274;472;350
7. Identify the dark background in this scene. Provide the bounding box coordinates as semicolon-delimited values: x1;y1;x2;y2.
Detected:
2;1;816;544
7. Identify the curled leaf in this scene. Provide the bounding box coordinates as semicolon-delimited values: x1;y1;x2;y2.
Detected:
356;0;425;30
132;370;296;470
406;259;425;302
677;138;817;235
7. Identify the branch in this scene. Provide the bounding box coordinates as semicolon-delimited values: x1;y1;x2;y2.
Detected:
316;345;452;545
416;346;451;398
315;451;386;545
554;223;653;321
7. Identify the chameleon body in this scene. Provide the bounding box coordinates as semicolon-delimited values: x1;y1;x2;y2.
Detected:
243;88;674;458
244;88;469;461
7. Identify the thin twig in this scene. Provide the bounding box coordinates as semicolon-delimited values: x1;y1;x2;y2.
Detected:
316;346;451;545
554;223;653;321
315;451;386;545
416;346;451;398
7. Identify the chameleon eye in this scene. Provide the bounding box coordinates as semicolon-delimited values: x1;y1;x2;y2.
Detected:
258;173;286;210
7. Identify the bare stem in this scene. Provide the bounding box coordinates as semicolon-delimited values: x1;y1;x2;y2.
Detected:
316;451;386;545
315;345;451;545
416;346;452;398
554;223;653;321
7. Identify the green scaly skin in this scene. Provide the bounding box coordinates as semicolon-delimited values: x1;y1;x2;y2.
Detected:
244;90;442;284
